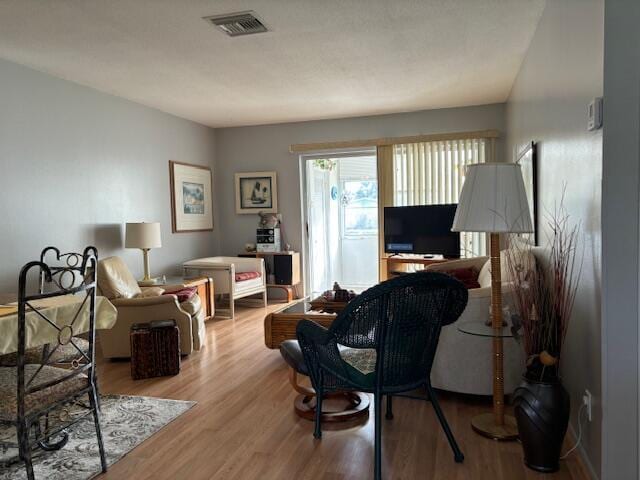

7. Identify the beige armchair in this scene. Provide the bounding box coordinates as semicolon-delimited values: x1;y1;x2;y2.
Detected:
97;256;206;358
426;249;534;396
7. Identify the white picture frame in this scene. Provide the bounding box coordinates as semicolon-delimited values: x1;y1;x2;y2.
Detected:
235;171;278;214
169;160;214;232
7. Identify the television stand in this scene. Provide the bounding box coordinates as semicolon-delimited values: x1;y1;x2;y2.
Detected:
380;254;449;281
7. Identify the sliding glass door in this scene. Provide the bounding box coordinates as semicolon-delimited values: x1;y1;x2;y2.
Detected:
303;151;378;296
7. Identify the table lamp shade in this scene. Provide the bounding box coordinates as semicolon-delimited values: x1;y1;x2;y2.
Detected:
452;163;533;234
125;222;162;249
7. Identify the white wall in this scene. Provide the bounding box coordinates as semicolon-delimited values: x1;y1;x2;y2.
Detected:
0;59;219;290
505;0;603;476
215;104;505;259
601;1;640;479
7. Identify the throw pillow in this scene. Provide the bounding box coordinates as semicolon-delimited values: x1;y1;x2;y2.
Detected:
163;286;197;303
442;267;481;289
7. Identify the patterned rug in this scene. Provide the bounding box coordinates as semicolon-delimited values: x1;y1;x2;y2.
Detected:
0;394;196;480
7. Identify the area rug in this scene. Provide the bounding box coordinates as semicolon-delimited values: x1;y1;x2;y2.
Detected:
0;394;196;480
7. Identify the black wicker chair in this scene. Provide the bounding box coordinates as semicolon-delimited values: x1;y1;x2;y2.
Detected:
0;246;107;480
297;271;468;480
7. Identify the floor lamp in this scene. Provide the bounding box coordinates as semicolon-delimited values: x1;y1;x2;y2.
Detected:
452;163;533;440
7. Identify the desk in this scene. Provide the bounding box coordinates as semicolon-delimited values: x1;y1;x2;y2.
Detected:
0;295;117;355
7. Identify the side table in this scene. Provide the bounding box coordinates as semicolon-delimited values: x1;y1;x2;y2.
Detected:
145;276;215;320
458;322;518;440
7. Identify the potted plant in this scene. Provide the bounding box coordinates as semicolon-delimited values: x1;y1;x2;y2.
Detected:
506;204;582;473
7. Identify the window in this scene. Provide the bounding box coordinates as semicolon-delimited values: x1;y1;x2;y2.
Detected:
392;138;487;257
342;180;378;237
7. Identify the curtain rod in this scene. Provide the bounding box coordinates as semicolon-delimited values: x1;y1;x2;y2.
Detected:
289;129;500;153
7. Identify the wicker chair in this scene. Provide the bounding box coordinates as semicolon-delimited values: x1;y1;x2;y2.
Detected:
297;271;468;480
0;246;107;480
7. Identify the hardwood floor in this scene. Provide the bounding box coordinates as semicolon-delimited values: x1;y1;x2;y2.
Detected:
97;303;590;480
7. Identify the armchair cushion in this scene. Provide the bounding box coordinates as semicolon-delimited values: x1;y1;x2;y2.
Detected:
97;256;142;299
341;348;377;375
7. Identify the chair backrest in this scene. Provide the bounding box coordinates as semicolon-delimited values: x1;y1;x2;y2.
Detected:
17;246;99;418
97;256;142;299
330;271;468;390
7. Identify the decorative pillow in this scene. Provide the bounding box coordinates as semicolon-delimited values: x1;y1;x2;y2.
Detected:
163;286;197;303
442;267;481;290
235;271;261;282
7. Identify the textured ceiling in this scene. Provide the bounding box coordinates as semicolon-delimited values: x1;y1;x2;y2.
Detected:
0;0;545;127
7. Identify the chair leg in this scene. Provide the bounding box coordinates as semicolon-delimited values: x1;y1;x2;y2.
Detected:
90;386;108;473
18;420;35;480
374;392;382;480
426;383;464;463
263;289;268;308
313;385;323;439
230;295;235;320
386;395;394;420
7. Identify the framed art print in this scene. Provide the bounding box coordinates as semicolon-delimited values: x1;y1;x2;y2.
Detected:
516;141;538;245
169;160;214;232
235;171;278;214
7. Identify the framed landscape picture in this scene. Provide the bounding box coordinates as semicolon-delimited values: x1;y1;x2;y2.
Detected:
169;160;214;232
235;171;278;214
516;141;538;245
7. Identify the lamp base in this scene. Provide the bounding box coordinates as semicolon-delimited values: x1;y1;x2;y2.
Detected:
138;278;160;286
471;413;518;441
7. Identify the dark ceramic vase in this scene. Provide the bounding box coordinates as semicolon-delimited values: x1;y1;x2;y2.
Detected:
513;377;570;473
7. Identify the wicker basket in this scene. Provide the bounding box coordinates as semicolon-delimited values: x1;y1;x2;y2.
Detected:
130;320;180;380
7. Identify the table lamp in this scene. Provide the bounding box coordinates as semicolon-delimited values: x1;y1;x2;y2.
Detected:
125;222;162;285
452;163;532;440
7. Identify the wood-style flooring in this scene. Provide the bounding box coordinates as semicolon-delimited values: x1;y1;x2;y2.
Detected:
97;302;590;480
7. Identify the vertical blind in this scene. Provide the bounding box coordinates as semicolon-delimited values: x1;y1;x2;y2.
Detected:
393;138;487;257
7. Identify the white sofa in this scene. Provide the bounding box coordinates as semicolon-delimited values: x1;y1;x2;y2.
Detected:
183;256;267;319
426;248;535;396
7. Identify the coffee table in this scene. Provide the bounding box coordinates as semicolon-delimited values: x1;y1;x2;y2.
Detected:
264;298;337;349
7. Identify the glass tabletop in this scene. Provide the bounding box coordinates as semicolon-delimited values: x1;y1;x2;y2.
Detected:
457;322;515;338
276;297;333;315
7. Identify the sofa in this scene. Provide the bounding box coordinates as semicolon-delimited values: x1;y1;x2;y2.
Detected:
97;256;206;358
183;256;267;319
426;248;535;396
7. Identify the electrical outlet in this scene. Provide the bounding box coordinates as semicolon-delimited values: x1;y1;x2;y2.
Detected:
583;390;593;422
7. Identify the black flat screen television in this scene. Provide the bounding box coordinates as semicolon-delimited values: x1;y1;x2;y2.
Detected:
384;204;460;257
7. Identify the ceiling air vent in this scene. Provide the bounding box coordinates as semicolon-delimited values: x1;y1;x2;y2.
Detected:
203;11;267;37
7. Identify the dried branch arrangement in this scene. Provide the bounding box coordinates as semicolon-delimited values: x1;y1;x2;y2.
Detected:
506;201;582;381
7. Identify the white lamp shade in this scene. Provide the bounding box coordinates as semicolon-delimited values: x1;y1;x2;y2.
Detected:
452;163;533;233
125;222;162;249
